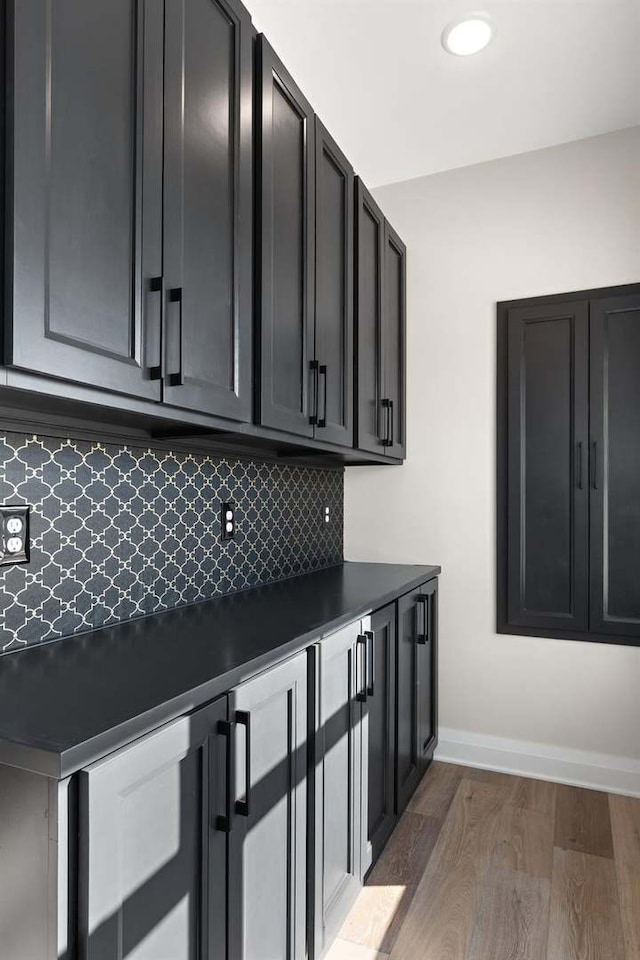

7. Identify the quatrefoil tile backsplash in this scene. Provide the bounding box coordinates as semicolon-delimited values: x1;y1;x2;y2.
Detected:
0;433;343;654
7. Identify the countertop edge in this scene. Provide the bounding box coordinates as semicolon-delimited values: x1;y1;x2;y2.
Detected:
0;564;441;779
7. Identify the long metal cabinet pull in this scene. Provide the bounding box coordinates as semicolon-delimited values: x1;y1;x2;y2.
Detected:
216;719;234;833
235;710;251;817
381;399;392;446
167;287;184;386
318;365;328;428
365;630;375;698
389;399;394;448
416;595;429;644
356;635;368;702
309;360;319;425
146;276;163;380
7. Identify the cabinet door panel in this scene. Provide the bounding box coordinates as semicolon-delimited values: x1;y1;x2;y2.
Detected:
314;119;354;447
228;652;307;960
355;180;385;454
314;623;363;957
163;0;252;420
506;301;589;632
7;0;163;399
395;591;421;814
79;699;227;960
590;294;640;637
382;222;406;458
417;580;438;766
363;603;396;874
257;37;315;438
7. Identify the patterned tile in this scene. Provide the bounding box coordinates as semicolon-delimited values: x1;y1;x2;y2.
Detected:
0;433;343;653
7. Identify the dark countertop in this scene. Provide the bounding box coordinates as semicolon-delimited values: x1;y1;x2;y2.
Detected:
0;562;439;779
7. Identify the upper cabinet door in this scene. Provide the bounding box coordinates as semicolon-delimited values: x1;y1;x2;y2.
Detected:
162;0;253;421
314;119;354;447
382;222;407;459
6;0;163;400
590;293;640;639
256;36;315;438
505;301;589;633
355;180;385;455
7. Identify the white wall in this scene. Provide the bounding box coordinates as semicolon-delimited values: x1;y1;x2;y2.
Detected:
345;128;640;785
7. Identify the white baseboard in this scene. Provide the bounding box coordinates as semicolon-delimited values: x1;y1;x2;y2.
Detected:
435;726;640;798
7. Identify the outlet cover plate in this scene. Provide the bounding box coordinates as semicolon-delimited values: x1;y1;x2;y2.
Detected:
0;505;30;566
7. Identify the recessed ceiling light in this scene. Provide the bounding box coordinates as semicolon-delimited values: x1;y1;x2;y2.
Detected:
441;13;494;56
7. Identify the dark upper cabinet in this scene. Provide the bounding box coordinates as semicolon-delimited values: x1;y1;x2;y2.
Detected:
396;579;438;815
355;180;406;458
5;0;164;400
590;293;640;638
383;222;407;459
228;651;307;960
499;284;640;645
313;119;354;447
504;300;590;633
79;697;228;960
362;602;396;874
256;36;315;439
355;180;384;455
162;0;253;421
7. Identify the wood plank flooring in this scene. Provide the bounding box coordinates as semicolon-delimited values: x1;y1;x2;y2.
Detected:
327;762;640;960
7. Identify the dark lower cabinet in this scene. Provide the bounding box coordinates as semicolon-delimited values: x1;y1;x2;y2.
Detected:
498;283;640;645
312;622;364;958
6;0;164;400
0;581;439;960
162;0;253;421
355;180;406;458
396;580;438;814
363;603;396;874
228;651;308;960
79;697;228;960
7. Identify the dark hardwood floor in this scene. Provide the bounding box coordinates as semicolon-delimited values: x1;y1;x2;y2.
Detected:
328;761;640;960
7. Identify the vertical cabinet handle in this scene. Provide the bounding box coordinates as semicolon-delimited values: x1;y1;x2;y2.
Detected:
388;399;394;448
416;595;429;644
591;441;599;490
576;441;584;490
365;630;375;698
166;287;184;386
309;360;319;425
235;710;251;817
145;276;163;380
317;365;328;428
216;719;234;833
381;399;392;446
356;635;368;702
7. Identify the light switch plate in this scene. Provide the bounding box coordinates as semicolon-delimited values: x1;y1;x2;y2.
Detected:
0;505;30;566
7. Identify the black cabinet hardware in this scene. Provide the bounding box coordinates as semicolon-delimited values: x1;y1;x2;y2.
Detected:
591;441;599;490
146;277;163;379
309;360;319;425
576;441;584;490
356;634;368;702
166;288;183;387
365;629;375;697
235;710;251;817
318;365;328;428
381;398;392;446
216;718;234;833
416;595;429;644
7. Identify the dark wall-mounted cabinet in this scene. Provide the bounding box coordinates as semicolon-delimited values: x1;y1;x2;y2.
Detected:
355;180;406;458
5;0;253;422
256;38;354;449
498;284;640;646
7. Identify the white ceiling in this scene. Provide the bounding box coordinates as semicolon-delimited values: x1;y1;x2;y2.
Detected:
244;0;640;187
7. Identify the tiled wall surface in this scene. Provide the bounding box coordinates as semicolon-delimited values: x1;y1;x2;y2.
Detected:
0;433;343;653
